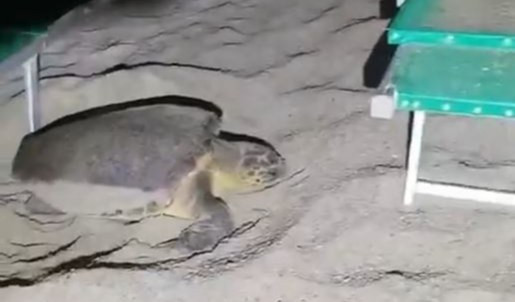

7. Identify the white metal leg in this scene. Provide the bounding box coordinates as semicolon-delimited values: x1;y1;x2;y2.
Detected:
403;111;425;206
23;54;41;132
397;0;406;7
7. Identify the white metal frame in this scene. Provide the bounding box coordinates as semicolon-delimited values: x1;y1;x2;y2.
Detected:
402;110;515;207
22;54;41;132
369;85;515;207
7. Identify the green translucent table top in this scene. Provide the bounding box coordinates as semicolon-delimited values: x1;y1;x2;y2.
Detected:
393;44;515;119
389;0;515;49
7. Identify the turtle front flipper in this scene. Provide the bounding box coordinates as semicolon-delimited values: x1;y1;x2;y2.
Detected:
162;169;235;251
176;196;234;252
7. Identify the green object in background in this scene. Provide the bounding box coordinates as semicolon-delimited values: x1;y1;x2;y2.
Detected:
388;0;515;49
0;0;91;67
392;44;515;119
0;28;47;64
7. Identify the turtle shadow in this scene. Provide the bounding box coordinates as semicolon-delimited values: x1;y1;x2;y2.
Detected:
30;94;223;137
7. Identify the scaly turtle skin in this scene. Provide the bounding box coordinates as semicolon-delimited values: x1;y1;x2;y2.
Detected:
5;96;287;251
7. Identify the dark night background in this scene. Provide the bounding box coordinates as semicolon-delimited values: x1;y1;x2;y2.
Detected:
0;0;91;28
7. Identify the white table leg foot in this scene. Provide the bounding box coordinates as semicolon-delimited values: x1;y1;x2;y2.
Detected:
403;111;425;206
23;54;41;132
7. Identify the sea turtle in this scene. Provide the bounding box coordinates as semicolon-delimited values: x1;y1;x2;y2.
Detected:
2;96;287;251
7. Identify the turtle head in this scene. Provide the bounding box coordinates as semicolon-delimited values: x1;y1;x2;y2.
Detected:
210;139;287;195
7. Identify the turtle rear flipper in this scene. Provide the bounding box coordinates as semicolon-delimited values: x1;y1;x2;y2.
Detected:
24;194;66;216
